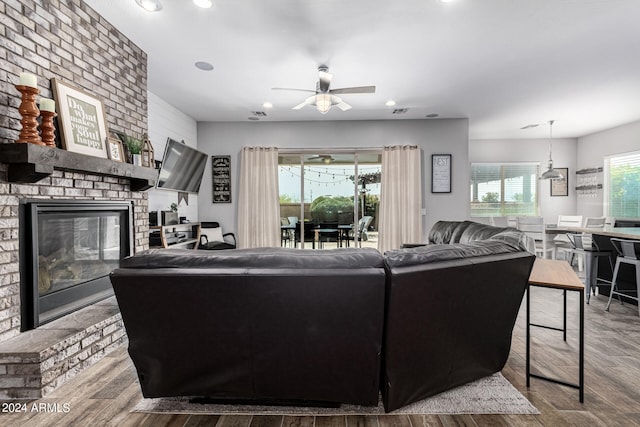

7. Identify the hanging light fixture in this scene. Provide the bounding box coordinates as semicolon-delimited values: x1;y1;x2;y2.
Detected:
540;120;564;180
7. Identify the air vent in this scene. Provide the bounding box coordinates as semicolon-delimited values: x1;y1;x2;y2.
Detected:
392;108;408;114
251;111;267;117
425;113;439;118
247;117;259;121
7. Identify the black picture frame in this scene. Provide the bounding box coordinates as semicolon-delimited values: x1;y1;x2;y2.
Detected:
212;155;231;203
432;154;452;193
550;167;569;197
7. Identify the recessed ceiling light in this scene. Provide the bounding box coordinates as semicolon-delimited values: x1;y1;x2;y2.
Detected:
262;102;273;109
135;0;162;12
193;0;213;8
441;0;454;3
426;113;439;118
195;61;214;71
385;100;396;107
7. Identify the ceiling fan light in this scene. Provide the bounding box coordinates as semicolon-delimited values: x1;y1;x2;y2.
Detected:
316;94;332;114
135;0;162;12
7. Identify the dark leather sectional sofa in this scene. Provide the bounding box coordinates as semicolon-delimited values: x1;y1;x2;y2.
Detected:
110;221;535;412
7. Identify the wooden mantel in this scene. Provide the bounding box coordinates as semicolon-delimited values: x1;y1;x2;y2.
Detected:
0;143;158;191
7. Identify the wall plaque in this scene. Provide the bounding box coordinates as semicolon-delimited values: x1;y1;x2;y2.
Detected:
212;155;231;203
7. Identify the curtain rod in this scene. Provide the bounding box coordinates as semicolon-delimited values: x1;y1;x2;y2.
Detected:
277;145;418;154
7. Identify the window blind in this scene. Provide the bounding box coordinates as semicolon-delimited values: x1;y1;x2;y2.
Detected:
470;163;539;217
606;150;640;219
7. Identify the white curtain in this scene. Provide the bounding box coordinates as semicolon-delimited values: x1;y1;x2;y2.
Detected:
237;146;281;248
378;145;423;253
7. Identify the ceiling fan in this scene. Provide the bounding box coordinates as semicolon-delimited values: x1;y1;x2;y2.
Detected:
306;154;335;164
272;65;375;114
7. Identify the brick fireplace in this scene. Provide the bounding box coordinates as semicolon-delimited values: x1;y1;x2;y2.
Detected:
0;0;153;398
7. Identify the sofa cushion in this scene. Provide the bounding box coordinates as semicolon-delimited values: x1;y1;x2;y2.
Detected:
458;222;510;243
428;221;472;244
384;240;522;268
487;229;534;253
120;247;384;269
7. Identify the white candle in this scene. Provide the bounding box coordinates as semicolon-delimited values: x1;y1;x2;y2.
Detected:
19;72;37;88
39;98;56;113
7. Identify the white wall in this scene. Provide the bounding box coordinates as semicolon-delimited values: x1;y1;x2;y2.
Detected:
147;91;199;222
196;119;469;241
576;120;640;219
469;137;578;223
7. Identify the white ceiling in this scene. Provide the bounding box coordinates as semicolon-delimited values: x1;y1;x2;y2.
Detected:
84;0;640;139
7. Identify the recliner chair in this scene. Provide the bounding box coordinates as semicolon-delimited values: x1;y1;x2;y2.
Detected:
199;221;236;250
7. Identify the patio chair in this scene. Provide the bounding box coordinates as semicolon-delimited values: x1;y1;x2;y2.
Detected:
343;216;373;247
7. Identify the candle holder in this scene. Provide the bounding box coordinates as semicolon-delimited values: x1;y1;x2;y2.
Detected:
40;110;57;147
15;84;44;145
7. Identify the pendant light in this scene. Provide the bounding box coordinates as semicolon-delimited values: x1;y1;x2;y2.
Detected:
540;120;563;180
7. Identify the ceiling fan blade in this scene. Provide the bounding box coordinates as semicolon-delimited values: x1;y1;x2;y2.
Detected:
329;86;376;95
336;101;352;111
292;95;316;110
318;70;333;93
272;87;317;93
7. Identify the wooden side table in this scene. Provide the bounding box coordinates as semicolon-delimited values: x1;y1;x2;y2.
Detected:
527;258;585;402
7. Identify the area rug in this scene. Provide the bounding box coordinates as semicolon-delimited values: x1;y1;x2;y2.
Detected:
132;373;539;415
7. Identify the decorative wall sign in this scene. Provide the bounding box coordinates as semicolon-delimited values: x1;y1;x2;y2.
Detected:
212;155;232;203
51;79;109;159
550;167;569;197
432;154;452;193
106;135;125;162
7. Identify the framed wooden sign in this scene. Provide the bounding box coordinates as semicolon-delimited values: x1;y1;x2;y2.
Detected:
432;154;452;193
212;155;231;203
550;168;569;196
51;78;109;159
106;135;125;162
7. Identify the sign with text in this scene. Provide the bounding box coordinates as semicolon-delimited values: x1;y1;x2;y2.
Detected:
212;155;231;203
52;79;108;159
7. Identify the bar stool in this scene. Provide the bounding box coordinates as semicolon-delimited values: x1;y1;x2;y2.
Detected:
568;234;613;303
605;238;640;316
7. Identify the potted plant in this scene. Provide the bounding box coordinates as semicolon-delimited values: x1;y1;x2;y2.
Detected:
123;135;143;165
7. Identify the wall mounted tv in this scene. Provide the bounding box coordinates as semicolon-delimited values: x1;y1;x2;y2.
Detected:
156;138;208;193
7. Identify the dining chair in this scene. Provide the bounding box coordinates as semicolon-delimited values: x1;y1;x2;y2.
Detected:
516;216;555;259
566;217;606;270
491;216;509;227
605;238;640;316
554;215;584;261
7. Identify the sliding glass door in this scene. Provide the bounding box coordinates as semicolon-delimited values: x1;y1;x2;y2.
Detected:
279;151;381;249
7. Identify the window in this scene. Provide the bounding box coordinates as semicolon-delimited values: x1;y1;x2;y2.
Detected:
470;163;539;217
605;150;640;219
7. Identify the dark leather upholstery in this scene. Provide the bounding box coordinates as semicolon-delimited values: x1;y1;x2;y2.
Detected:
110;222;534;411
381;238;535;412
110;247;385;406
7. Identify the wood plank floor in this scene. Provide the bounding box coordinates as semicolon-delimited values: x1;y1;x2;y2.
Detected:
1;284;639;426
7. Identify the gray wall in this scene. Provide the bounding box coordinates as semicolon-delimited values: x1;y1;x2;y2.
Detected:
576;119;640;219
469;137;578;224
147;91;199;222
196;119;469;241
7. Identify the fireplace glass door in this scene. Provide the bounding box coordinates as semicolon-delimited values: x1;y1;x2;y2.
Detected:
21;201;133;330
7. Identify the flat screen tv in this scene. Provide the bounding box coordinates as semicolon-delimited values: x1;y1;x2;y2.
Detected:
156;138;208;193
